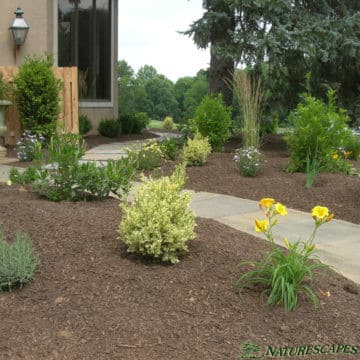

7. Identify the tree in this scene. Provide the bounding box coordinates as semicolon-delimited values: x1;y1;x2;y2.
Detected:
185;0;360;122
184;0;235;106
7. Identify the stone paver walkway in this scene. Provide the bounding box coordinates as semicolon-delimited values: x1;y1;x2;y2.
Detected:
81;131;182;163
1;134;359;284
189;191;360;284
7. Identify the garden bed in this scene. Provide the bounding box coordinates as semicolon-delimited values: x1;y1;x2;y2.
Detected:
0;184;359;359
159;135;360;224
3;130;159;168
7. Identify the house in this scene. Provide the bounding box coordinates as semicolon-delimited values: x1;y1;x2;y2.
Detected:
0;0;119;134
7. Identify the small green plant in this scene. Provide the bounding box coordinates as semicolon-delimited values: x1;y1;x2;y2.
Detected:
98;118;121;138
193;94;231;151
231;70;264;148
234;146;261;176
182;134;211;166
235;198;332;313
162;116;174;130
119;164;196;264
160;139;179;160
79;114;93;135
305;144;323;188
14;54;61;138
286;90;352;173
0;227;39;291
127;140;163;170
9;133;135;201
133;112;150;133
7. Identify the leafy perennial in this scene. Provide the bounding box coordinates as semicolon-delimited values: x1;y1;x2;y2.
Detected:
235;198;333;313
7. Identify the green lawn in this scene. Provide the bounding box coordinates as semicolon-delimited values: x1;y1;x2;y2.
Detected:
147;119;163;129
147;119;178;130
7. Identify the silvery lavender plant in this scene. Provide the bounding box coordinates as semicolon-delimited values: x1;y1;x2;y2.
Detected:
16;131;45;162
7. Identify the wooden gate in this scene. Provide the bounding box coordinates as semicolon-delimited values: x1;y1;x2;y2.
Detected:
0;66;78;145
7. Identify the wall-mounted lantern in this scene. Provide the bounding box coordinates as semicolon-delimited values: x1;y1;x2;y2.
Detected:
9;8;29;46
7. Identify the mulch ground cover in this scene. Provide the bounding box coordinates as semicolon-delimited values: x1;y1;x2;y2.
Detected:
0;185;359;359
158;135;360;224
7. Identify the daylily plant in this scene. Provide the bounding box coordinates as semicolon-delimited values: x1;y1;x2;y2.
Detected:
235;198;334;313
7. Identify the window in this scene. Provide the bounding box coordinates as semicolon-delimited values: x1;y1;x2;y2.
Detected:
58;0;112;101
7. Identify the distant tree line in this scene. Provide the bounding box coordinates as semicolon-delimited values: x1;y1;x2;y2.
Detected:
184;0;360;124
118;60;209;123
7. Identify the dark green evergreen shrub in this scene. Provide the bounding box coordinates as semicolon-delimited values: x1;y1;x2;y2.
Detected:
133;112;150;133
14;54;61;138
98;118;121;138
119;114;135;134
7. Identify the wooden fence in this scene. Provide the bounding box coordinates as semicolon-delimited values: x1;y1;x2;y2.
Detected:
0;66;78;145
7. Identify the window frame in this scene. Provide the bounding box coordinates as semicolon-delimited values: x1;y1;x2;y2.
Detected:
54;0;114;107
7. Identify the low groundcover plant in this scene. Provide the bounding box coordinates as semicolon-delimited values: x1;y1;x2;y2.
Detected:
235;198;333;313
0;227;39;291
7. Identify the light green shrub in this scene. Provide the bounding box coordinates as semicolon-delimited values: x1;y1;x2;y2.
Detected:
193;94;231;151
162;116;174;130
286;91;352;172
127;140;163;170
0;228;39;291
182;135;211;166
119;164;196;264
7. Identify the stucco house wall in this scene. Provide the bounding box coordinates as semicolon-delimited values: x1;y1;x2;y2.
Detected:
0;0;118;134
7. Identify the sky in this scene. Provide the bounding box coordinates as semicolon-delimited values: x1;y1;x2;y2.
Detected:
118;0;210;82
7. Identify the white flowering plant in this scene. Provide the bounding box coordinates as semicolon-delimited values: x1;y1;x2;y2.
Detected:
16;131;45;162
234;146;261;176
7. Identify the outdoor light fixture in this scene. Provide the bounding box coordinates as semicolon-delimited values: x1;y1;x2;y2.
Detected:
9;7;29;46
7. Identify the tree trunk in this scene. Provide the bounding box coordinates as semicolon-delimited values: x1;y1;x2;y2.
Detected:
209;46;234;106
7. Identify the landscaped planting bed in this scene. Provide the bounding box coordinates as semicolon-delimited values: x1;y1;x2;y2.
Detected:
159;135;360;224
0;184;359;359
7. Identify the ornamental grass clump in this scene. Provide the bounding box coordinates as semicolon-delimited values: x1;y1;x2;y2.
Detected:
182;134;211;166
235;198;333;313
234;146;261;176
119;164;196;264
0;228;39;291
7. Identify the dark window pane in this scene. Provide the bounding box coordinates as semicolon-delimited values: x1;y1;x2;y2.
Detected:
58;0;111;101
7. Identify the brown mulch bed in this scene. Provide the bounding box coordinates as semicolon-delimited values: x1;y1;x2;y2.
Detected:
158;135;360;224
0;185;359;359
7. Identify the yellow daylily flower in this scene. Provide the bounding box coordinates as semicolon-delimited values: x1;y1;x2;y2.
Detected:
311;206;329;220
259;198;275;210
254;219;269;233
325;213;334;222
306;243;315;253
274;202;287;216
332;153;338;160
283;238;290;248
